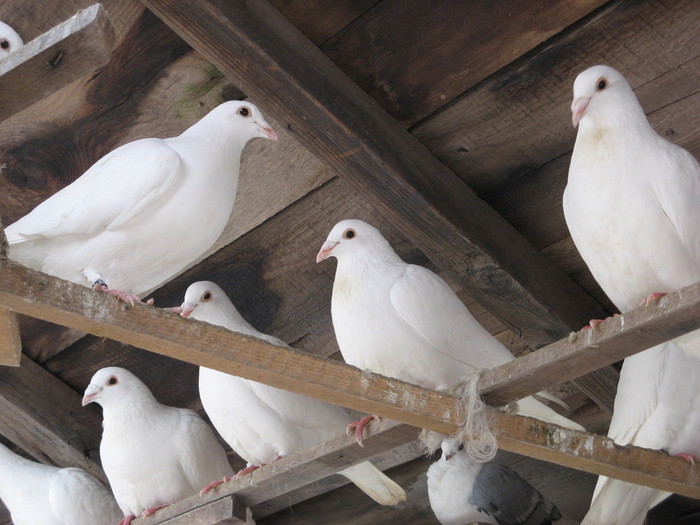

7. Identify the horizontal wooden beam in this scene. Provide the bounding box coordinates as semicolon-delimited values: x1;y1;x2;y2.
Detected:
139;0;617;412
481;281;700;406
0;260;698;497
0;3;115;120
0;353;105;482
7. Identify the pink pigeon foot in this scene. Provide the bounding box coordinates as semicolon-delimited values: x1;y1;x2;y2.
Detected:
118;516;136;525
236;464;262;477
674;452;699;465
582;313;620;330
642;292;667;305
142;504;171;518
347;414;380;447
200;475;232;495
92;280;150;307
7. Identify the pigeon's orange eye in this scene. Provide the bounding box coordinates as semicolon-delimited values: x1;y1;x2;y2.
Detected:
343;229;355;239
0;39;9;50
237;106;251;117
596;78;607;91
202;291;212;302
107;376;118;386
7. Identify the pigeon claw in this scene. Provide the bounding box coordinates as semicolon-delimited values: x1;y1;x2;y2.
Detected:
118;516;136;525
142;504;170;518
200;476;232;495
674;452;698;465
641;292;667;306
346;414;380;447
236;464;262;478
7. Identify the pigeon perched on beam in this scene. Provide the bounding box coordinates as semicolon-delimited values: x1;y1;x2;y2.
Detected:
428;437;563;525
82;367;232;525
6;101;277;305
0;441;121;525
174;281;406;507
317;219;583;443
563;64;700;524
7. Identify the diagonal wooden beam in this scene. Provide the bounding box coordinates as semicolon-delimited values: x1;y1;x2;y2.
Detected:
0;260;699;494
0;353;105;482
0;3;115;121
139;0;617;411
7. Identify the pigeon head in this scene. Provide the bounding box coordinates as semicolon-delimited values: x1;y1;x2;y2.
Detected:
82;367;153;408
194;100;278;142
440;438;466;462
316;219;395;264
0;21;23;59
571;65;636;128
175;280;252;332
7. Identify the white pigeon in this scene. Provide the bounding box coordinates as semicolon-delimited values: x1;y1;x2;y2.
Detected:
0;21;22;58
6;101;277;304
174;281;406;506
0;441;121;525
563;65;700;524
82;366;232;525
317;219;584;436
427;437;563;525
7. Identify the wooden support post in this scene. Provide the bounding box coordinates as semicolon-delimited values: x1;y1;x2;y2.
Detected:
0;220;21;366
0;3;115;120
0;353;106;482
139;0;617;412
0;261;699;494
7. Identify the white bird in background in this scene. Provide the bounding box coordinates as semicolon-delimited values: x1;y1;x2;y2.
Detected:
0;21;22;58
82;367;233;525
427;437;563;525
563;64;700;524
317;219;583;439
173;281;406;507
6;101;277;304
0;441;121;525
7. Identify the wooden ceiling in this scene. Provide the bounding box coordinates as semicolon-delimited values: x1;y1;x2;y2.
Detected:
0;0;698;523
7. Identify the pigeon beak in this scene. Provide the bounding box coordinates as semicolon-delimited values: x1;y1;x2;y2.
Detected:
257;120;278;142
445;452;455;461
316;240;338;263
82;385;102;406
571;96;590;128
179;302;197;318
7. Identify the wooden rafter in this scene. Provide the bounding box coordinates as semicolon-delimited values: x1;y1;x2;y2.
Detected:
139;0;618;412
0;3;115;121
1;259;699;496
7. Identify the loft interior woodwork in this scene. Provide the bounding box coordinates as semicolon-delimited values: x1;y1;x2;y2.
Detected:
0;0;698;523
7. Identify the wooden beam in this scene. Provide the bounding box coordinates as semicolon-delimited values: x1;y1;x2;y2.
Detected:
480;284;700;406
139;496;247;525
0;260;698;495
139;0;618;411
0;353;105;482
0;4;115;121
0;221;20;366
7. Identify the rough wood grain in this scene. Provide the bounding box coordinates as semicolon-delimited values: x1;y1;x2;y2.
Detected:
0;4;115;120
138;496;247;525
0;308;21;366
0;353;105;481
0;260;698;494
412;0;700;196
322;0;608;125
141;0;618;411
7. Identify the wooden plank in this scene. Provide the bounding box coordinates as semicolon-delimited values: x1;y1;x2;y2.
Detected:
412;0;700;196
0;260;698;494
141;0;618;411
145;496;247;525
0;309;21;367
0;353;105;482
322;0;608;125
0;4;115;121
480;281;700;405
